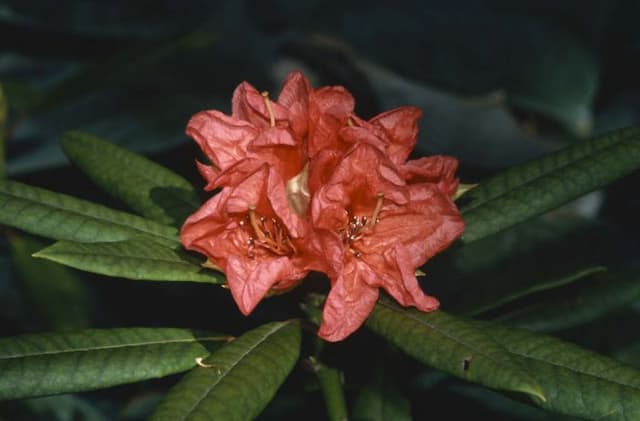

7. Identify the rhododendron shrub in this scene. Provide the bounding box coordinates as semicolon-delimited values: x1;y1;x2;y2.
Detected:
180;71;465;341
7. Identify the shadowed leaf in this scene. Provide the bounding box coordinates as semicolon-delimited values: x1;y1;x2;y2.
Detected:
150;321;301;421
0;180;178;246
0;328;228;400
34;237;223;284
61;131;199;226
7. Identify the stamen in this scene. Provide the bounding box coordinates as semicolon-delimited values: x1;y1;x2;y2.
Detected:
261;91;276;128
370;192;384;226
347;117;354;127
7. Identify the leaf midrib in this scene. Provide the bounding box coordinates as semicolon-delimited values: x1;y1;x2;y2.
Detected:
504;342;640;393
0;335;226;360
180;322;290;420
69;139;198;209
378;301;527;375
0;182;178;243
461;134;635;214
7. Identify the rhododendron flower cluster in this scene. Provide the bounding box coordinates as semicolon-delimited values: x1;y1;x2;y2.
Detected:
180;72;465;341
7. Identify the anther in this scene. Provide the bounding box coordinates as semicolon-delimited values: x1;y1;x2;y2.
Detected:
261;91;276;128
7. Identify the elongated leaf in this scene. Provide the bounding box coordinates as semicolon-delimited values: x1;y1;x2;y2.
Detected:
368;298;640;420
150;320;301;421
465;266;605;317
485;322;640;419
460;127;640;243
308;358;348;421
9;234;89;330
0;180;178;245
366;298;545;401
496;269;640;332
61;131;199;226
450;384;576;421
0;82;6;179
0;328;228;400
34;237;223;283
353;369;411;421
430;213;622;316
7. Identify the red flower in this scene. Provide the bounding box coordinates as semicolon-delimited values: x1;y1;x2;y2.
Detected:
180;165;319;315
310;144;464;341
186;72;311;190
181;71;465;341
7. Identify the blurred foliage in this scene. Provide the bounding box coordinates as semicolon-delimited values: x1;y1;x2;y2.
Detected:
1;1;639;420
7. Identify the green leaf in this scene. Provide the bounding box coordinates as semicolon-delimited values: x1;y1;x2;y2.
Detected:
507;29;598;136
450;384;576;420
0;328;228;400
496;269;640;332
485;322;640;419
9;234;90;330
460;127;640;243
61;131;200;226
465;266;605;317
33;237;223;284
366;297;545;401
352;371;411;421
150;320;301;421
307;358;348;421
0;82;6;179
368;298;640;420
0;180;178;246
434;214;618;317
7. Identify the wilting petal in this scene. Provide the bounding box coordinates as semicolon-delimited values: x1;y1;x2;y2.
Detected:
232;81;290;128
277;71;311;139
187;110;258;171
401;155;460;197
308;86;355;157
318;259;380;342
195;160;220;188
386;245;439;311
369;106;422;165
226;254;307;315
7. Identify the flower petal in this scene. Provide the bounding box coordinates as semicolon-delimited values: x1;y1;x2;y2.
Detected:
232;81;289;128
369;106;422;165
226;254;307;315
277;71;311;139
401;155;460;197
318;259;380;342
186;110;258;171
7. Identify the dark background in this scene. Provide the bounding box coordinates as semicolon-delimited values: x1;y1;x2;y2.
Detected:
1;1;639;419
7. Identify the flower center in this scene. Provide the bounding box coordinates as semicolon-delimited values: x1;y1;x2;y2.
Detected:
340;192;384;258
239;206;296;258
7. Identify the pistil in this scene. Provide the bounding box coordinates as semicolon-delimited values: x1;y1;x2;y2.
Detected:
261;91;276;128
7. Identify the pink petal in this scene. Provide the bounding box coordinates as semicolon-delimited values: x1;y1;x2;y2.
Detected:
318;263;380;342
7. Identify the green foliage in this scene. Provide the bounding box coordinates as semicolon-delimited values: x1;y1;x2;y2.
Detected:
0;328;228;400
352;367;411;421
507;30;598;135
496;269;640;332
34;237;223;283
308;358;348;421
150;321;301;421
9;234;90;330
368;298;640;420
461;127;640;243
366;297;544;401
0;82;5;179
61;131;199;226
0;180;179;246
